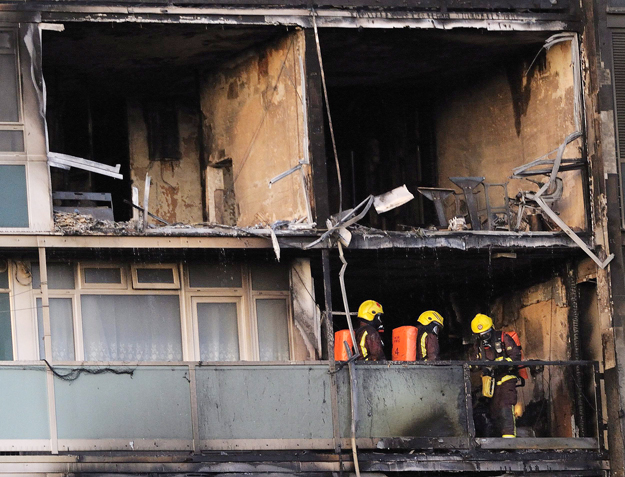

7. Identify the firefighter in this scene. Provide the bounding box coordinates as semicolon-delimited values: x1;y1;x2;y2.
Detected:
471;313;521;438
355;300;386;361
416;310;444;361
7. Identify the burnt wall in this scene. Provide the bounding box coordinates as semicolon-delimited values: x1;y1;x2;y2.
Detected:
490;276;574;437
436;41;586;231
200;31;311;227
128;98;203;225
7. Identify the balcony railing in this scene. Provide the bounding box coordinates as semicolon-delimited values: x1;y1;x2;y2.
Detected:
0;361;602;454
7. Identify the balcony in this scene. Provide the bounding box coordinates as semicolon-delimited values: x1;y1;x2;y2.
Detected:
0;361;605;474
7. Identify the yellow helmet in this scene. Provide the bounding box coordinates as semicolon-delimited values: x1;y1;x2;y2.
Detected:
471;314;493;334
358;300;384;321
417;310;444;328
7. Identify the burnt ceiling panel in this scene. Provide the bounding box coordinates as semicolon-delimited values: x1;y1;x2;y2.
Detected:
42;23;285;92
318;28;552;87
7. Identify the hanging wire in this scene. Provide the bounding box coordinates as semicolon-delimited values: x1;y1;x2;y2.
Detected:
311;10;343;215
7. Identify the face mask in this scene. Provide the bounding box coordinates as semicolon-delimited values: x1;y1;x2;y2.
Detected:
432;325;440;336
373;313;384;332
480;330;492;345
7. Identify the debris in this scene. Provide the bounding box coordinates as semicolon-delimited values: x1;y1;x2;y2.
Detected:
448;216;468;231
54;212;135;235
373;185;414;214
123;199;170;226
48;152;123;179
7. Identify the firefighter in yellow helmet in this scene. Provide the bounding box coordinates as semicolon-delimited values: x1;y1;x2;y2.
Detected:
416;310;444;361
355;300;386;361
471;313;521;438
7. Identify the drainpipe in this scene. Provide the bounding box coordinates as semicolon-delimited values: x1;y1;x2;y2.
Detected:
566;262;587;437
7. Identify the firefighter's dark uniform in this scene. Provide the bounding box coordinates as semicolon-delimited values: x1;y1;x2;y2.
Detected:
416;324;440;361
356;323;385;361
477;333;521;437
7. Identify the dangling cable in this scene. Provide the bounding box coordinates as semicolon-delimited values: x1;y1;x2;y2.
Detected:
311;10;343;214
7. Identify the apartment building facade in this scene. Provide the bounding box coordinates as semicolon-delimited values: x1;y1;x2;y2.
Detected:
0;0;621;475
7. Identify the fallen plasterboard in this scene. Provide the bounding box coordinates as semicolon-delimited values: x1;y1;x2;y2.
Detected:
48;152;123;180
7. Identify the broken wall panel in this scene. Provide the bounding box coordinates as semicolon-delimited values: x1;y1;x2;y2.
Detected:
436;41;586;230
200;31;311;227
128;98;203;225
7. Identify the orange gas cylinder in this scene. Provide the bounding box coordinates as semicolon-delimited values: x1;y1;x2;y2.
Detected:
392;326;418;361
334;330;354;361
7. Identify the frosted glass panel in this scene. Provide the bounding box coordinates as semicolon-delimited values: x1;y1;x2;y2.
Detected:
0;130;24;152
136;268;175;284
37;298;75;360
188;262;241;288
0;52;19;123
32;263;75;289
197;302;239;361
0;165;28;227
81;295;182;361
84;267;122;284
256;299;290;361
251;263;289;291
0;294;12;360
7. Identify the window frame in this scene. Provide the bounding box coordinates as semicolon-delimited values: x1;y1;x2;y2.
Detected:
131;263;180;290
191;296;246;362
0;28;25;155
29;260;296;363
0;260;14;361
79;263;128;290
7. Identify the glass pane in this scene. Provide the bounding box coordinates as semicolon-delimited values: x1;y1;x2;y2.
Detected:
81;295;182;361
31;263;75;290
251;263;289;291
0;130;24;152
0;293;12;360
0;165;28;227
136;267;175;284
84;267;122;284
256;299;290;361
197;302;239;361
0;53;19;123
36;298;74;361
188;262;242;288
0;266;8;289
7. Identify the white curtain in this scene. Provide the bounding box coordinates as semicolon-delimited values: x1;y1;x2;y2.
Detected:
197;302;239;361
81;295;182;361
256;299;290;361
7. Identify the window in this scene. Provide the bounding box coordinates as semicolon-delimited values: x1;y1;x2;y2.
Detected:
36;298;74;361
80;264;126;289
30;260;295;362
131;264;180;289
188;262;242;288
31;263;75;290
0;264;12;360
193;298;242;361
81;295;182;361
256;298;290;361
0;165;28;227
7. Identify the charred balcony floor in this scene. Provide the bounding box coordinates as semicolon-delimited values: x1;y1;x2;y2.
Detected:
0;448;606;476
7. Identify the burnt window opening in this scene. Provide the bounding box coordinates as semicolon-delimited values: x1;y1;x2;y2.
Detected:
317;29;586;233
42;23;283;226
143;98;181;162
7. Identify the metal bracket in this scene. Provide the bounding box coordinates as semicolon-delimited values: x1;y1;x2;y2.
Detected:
449;177;485;231
417;187;455;227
